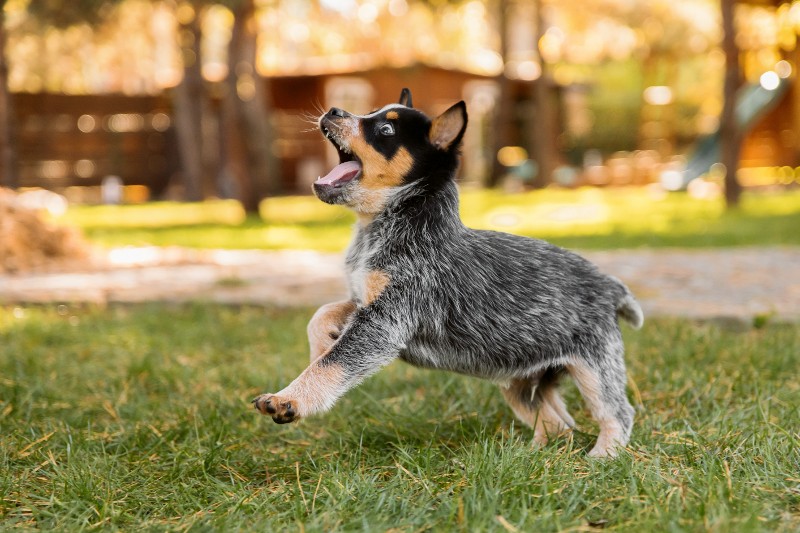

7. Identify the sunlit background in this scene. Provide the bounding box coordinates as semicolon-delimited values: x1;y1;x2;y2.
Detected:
1;0;800;208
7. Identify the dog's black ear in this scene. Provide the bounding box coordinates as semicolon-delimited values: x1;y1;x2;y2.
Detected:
429;101;467;150
398;88;413;108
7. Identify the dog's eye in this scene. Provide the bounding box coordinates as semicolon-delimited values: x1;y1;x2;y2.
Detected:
379;123;395;136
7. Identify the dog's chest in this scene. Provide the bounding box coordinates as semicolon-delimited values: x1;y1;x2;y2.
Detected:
347;260;371;305
344;232;381;305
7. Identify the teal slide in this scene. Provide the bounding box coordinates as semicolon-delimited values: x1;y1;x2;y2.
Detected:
680;76;791;186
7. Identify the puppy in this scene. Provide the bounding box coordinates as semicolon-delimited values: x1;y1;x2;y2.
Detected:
253;88;643;458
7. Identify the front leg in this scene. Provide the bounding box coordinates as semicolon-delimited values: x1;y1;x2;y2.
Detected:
254;308;403;423
307;299;357;362
252;362;345;423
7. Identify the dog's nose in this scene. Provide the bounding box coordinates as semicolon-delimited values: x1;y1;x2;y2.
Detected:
329;107;348;118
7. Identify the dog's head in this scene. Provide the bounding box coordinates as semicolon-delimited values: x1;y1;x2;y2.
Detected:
314;88;467;217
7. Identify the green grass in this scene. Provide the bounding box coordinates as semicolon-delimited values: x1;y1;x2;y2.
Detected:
59;188;800;251
1;304;798;531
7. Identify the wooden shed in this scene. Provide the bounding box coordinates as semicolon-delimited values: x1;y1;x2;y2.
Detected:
11;64;495;197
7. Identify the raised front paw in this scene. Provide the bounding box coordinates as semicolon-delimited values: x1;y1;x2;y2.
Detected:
252;394;300;424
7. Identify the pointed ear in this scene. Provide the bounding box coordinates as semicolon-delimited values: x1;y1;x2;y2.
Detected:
429;101;468;150
398;88;413;108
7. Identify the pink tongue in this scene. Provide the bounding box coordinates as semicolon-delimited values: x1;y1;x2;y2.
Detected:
316;161;361;186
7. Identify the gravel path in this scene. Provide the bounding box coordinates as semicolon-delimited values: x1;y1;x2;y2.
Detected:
1;246;798;322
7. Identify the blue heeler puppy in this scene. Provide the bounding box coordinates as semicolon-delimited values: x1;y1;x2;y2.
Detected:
253;89;643;457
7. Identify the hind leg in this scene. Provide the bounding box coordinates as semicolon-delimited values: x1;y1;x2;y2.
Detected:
500;369;575;445
567;339;634;458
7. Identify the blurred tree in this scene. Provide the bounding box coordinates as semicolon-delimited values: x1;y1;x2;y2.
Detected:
0;0;18;189
530;0;556;187
172;2;209;201
489;0;556;188
26;0;111;26
3;0;118;190
177;0;279;212
25;1;217;202
11;0;279;210
544;0;718;154
719;0;742;207
221;0;280;213
488;0;511;187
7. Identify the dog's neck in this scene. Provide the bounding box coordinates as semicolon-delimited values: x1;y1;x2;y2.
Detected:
357;179;463;240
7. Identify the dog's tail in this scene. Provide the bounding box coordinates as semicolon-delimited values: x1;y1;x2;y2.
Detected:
610;276;644;329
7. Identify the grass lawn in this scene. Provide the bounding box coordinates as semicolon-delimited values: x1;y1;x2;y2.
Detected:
1;304;798;531
60;187;800;251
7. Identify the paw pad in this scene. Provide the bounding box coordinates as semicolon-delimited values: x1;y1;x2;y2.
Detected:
252;394;299;424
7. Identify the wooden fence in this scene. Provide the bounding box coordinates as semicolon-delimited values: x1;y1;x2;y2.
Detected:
11;91;329;197
13;93;179;194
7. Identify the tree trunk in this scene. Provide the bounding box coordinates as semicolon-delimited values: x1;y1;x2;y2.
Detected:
172;15;205;201
224;0;280;214
531;0;556;187
720;0;742;207
0;5;19;190
488;0;511;187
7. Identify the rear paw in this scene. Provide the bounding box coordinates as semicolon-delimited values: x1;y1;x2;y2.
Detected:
533;426;572;447
252;394;299;424
588;445;622;458
587;436;627;458
533;431;549;446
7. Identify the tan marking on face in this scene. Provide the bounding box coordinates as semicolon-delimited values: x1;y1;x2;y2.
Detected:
326;117;412;216
277;362;346;417
385;111;399;120
350;139;414;191
307;300;357;362
344;138;414;216
363;270;390;305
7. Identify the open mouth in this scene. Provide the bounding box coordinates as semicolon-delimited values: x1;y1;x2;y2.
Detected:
316;121;363;188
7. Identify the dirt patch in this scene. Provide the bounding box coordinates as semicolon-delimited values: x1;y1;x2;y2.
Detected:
0;188;89;273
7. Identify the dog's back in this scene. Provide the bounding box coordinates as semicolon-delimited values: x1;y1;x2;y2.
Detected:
356;180;639;380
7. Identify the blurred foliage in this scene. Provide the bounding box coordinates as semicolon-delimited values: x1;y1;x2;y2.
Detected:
25;0;116;27
59;187;800;251
5;0;799;158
